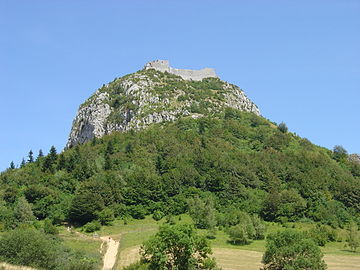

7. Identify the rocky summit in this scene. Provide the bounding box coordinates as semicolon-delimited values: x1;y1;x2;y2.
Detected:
66;60;260;148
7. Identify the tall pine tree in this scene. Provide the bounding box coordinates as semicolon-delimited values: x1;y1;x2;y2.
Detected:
28;150;34;163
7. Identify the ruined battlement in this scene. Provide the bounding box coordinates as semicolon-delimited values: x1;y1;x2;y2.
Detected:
144;60;218;81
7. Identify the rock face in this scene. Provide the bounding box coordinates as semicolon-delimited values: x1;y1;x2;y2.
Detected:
66;60;260;148
349;154;360;164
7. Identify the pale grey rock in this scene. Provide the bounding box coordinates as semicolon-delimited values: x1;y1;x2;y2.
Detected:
66;92;112;147
349;154;360;164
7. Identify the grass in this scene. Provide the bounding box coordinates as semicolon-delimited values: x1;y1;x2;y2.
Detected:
57;216;360;269
58;227;103;269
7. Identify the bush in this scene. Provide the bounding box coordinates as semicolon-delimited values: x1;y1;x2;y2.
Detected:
152;210;164;221
262;230;327;270
0;228;59;269
307;224;336;246
83;220;101;233
251;215;266;240
227;224;251;245
43;219;59;235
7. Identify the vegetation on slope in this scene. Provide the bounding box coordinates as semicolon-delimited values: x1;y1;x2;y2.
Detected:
2;108;360;229
1;108;360;268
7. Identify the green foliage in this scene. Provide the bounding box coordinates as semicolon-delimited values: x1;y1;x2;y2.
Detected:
307;224;336;246
96;207;115;225
346;221;360;252
13;197;35;225
27;150;34;163
188;196;216;229
262;230;327;270
251;215;266;240
9;161;15;170
2;109;360;230
123;261;149;270
333;145;348;161
277;122;288;133
0;228;96;270
43;219;59;235
130;205;147;219
83;220;101;233
152;210;164;221
228;223;251;245
141;224;219;270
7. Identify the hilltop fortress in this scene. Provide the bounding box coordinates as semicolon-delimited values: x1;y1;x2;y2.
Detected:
144;60;218;81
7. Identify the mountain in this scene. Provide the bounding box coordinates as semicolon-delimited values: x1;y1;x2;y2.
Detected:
66;60;259;148
1;60;360;269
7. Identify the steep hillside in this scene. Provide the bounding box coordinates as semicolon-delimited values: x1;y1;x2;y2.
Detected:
66;61;259;147
2;109;360;229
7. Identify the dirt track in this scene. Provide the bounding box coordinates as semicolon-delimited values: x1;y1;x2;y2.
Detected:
101;237;120;270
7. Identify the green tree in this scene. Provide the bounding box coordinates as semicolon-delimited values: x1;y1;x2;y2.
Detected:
57;153;66;170
188;196;216;229
277;122;288;133
346;222;360;252
20;158;26;168
14;197;35;224
333;145;348;161
262;230;327;270
228;224;250;245
96;207;115;225
42;146;58;172
43;219;59;235
104;153;112;170
37;149;44;160
141;224;219;270
9;161;15;170
28;150;34;163
251;215;266;240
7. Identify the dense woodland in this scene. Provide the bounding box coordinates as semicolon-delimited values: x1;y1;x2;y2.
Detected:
1;108;360;268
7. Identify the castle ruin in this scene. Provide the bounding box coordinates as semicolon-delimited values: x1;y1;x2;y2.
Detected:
144;60;218;81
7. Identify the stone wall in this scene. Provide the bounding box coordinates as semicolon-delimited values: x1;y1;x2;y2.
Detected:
144;60;218;81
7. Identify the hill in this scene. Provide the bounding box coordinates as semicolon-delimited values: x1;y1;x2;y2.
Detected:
2;109;360;228
1;62;360;269
66;60;259;147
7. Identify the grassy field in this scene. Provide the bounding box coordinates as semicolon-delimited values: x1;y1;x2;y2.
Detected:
56;216;360;270
58;227;104;269
108;216;360;270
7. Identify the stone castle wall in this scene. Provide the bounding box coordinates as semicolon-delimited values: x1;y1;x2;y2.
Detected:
144;60;218;81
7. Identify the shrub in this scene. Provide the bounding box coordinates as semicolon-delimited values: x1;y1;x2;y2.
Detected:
83;220;101;233
152;210;164;221
43;219;59;235
262;230;327;270
0;228;59;269
227;224;251;245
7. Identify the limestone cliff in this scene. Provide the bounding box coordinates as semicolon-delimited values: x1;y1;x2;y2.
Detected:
66;60;260;148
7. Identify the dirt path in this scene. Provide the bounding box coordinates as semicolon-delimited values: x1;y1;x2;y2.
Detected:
101;237;120;270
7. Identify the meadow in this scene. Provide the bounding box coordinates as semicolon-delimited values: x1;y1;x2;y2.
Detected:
56;215;360;270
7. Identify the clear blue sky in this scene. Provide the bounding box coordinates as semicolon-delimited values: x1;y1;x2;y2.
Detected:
0;0;359;170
